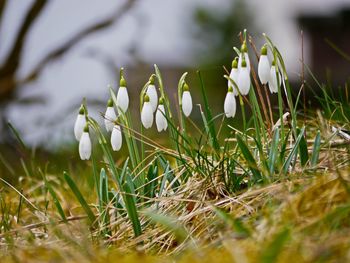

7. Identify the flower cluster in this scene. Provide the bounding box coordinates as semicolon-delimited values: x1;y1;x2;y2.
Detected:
74;32;285;161
224;41;282;118
74;73;193;160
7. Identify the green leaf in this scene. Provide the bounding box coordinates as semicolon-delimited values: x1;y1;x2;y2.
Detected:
197;70;220;154
310;131;321;167
7;122;26;150
123;181;142;237
236;134;262;182
64;171;96;225
269;128;280;176
297;128;309;167
282;127;305;175
44;178;67;222
144;164;158;199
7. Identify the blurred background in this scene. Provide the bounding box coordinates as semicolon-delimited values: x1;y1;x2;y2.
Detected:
0;0;350;148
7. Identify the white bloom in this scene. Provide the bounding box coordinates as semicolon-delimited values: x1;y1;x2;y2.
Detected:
74;106;86;141
269;64;281;94
116;86;129;113
146;84;158;112
244;52;250;72
74;113;85;141
228;65;239;96
238;62;251;95
104;106;117;132
224;88;236;118
111;125;122;151
258;55;270;84
182;90;193;117
79;131;91;160
238;53;250;73
156;103;167;132
141;98;154;129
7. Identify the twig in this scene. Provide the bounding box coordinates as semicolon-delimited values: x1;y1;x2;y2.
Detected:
20;0;136;84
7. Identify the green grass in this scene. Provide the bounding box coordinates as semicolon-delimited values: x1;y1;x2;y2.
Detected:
0;30;350;262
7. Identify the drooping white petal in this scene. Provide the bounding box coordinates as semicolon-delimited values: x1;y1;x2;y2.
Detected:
228;68;239;96
146;84;158;112
156;104;167;132
258;55;270;84
244;52;251;72
238;67;251;95
182;91;193;117
116;87;129;113
74;114;86;141
79;132;91;160
141;101;154;129
224;92;236;118
104;106;117;132
238;53;243;72
269;65;281;94
111;125;122;151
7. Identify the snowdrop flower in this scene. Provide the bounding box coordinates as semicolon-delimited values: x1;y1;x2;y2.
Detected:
269;60;281;94
237;59;251;95
104;99;117;132
146;75;158;112
224;86;236;118
238;42;250;72
258;45;270;84
79;125;91;160
181;83;193;117
74;105;86;141
228;58;239;96
141;94;154;129
111;123;122;151
116;76;129;113
155;98;167;132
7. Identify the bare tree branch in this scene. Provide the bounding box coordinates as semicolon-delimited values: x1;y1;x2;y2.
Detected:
20;0;136;84
0;0;48;75
0;0;7;27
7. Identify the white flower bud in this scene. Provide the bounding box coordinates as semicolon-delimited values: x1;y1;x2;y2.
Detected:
224;88;236;118
269;64;281;94
258;55;270;84
111;124;122;151
116;86;129;113
104;105;117;132
238;61;250;95
182;90;193;117
79;130;91;160
238;52;251;73
141;98;154;129
155;103;167;132
74;106;86;141
146;84;158;113
228;68;239;96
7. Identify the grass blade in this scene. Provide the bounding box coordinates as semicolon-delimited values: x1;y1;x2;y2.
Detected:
236;134;262;182
282;127;305;175
64;171;96;225
269;128;280;176
310;131;321;167
297;128;309;167
44;178;67;222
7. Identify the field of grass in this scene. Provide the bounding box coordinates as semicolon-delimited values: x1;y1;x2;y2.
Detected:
1;31;350;262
